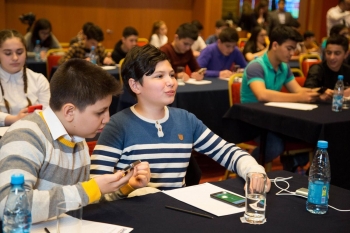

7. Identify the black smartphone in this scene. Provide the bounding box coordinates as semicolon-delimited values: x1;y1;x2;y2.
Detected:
123;160;141;174
210;191;245;207
317;86;327;94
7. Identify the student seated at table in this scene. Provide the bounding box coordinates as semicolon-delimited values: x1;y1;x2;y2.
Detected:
0;29;50;126
197;27;247;78
160;23;204;81
24;18;61;54
69;22;94;46
241;25;320;170
321;24;349;50
90;44;271;192
242;26;268;62
0;59;151;223
149;20;168;48
191;20;207;58
59;24;114;65
205;19;229;45
304;35;350;101
111;26;138;64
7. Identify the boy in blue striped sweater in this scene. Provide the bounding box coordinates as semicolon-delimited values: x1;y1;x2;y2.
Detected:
0;59;150;223
90;45;271;191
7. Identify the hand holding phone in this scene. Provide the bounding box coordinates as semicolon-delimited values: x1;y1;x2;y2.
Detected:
123;160;141;174
210;191;245;207
28;104;43;113
197;68;207;74
317;87;327;94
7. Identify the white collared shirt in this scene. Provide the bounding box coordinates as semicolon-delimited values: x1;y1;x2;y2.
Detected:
0;66;50;126
327;5;350;36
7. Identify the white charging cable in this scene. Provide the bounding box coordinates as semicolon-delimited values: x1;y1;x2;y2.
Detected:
272;176;350;212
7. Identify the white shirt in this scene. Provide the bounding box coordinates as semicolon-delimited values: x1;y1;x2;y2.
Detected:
191;36;207;52
149;34;168;48
327;5;350;35
0;66;50;126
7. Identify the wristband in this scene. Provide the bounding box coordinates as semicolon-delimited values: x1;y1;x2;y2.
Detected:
119;183;135;196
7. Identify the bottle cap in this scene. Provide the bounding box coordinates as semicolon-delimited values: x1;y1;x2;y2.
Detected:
36;40;40;45
10;174;24;185
91;46;95;50
317;140;328;149
338;75;344;80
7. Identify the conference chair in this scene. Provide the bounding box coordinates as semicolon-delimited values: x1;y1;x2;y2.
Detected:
137;38;149;47
299;54;321;77
46;48;66;80
118;58;124;84
59;42;70;49
237;38;248;51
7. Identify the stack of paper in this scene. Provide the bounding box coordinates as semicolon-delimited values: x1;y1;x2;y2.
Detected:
185;79;212;85
265;102;318;110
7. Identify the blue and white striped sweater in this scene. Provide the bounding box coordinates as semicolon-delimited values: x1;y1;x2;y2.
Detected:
90;106;265;190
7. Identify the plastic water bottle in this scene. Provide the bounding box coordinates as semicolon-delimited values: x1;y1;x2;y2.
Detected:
2;174;32;233
34;40;41;61
332;75;344;112
89;46;97;64
306;140;331;214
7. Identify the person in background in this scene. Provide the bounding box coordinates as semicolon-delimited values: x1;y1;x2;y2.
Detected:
326;0;350;36
268;0;300;35
24;18;61;53
242;26;268;61
160;23;204;81
321;24;349;50
191;20;206;57
241;25;319;170
149;21;168;48
238;1;254;32
0;59;150;223
69;22;94;46
198;27;247;78
250;1;270;32
304;35;350;101
0;29;50;126
59;24;114;65
205;19;229;45
90;44;271;192
296;31;320;55
111;26;139;64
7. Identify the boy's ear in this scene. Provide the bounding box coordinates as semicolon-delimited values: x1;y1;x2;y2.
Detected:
129;78;141;95
271;41;278;51
62;103;77;122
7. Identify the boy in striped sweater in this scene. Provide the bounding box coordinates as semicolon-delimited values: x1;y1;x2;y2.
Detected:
90;45;271;191
0;59;150;223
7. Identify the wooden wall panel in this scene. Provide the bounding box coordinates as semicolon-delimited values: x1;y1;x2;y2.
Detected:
0;0;5;30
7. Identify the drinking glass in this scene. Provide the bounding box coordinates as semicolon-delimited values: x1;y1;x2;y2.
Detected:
343;86;350;109
244;172;267;224
57;201;82;233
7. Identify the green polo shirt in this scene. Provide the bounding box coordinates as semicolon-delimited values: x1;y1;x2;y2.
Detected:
240;53;294;103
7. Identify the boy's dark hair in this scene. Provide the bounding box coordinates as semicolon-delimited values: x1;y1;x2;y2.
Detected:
50;59;121;111
175;23;198;41
82;22;94;34
85;24;104;42
303;31;315;40
278;0;285;3
215;19;228;28
122;26;139;38
218;27;239;43
191;20;203;31
326;35;349;53
330;24;348;36
121;44;169;98
268;25;303;50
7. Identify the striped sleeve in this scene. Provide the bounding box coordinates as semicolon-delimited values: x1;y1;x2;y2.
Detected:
0;119;92;223
191;115;265;180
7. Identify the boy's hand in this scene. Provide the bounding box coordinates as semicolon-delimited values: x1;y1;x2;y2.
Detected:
191;71;204;81
319;89;333;101
128;162;151;189
244;176;271;193
103;57;115;65
219;70;233;78
181;72;190;82
298;89;320;103
94;171;133;194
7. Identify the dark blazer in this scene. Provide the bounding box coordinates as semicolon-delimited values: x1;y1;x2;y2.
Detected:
268;10;300;34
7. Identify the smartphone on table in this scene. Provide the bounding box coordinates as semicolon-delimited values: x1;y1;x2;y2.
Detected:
28;104;43;113
210;191;245;207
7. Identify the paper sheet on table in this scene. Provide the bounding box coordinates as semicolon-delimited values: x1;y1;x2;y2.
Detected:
265;102;318;110
31;214;133;233
101;66;118;70
185;79;212;85
163;183;245;216
0;127;9;136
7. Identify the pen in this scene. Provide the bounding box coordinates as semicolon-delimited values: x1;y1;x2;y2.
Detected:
44;227;50;233
165;205;214;219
